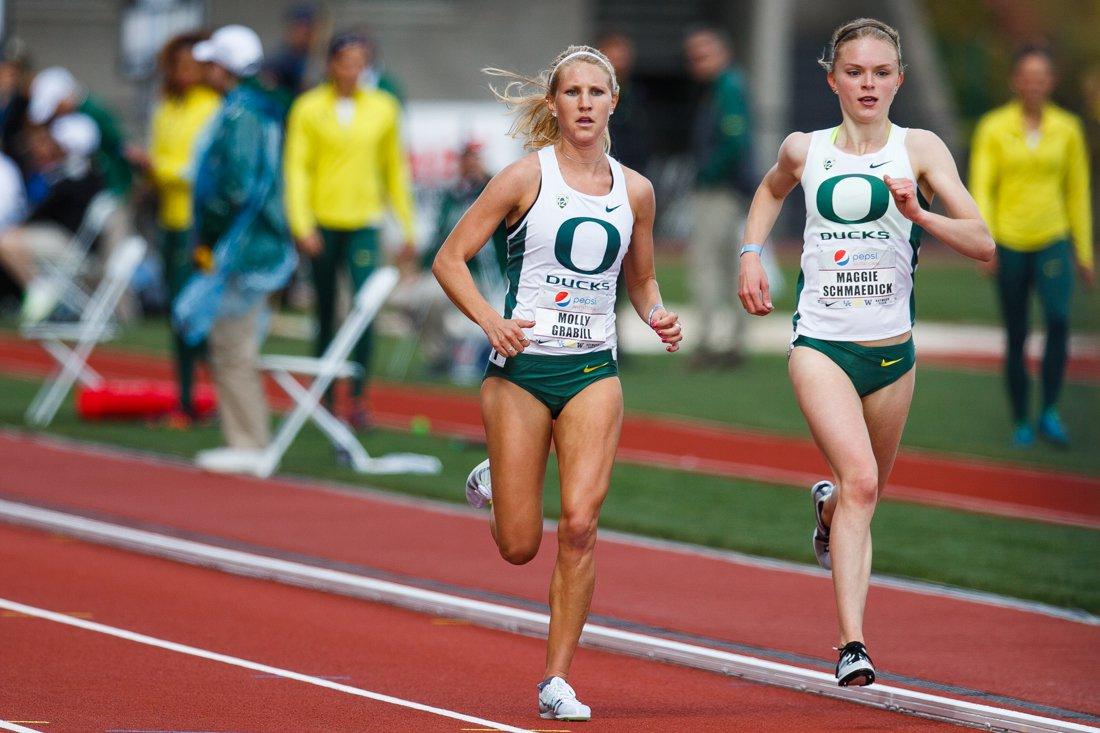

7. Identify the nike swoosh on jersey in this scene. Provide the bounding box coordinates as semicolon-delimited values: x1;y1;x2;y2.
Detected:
605;204;623;213
583;362;611;373
869;161;891;169
880;357;904;367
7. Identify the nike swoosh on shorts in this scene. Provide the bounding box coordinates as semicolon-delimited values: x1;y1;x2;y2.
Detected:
583;362;610;373
880;357;903;367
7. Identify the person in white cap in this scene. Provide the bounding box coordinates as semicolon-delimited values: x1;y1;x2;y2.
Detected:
176;25;296;456
0;113;105;322
28;66;132;200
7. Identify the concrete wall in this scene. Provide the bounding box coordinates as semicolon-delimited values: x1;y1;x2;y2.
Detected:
9;0;590;135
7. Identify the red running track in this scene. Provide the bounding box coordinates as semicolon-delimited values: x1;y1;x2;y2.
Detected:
0;523;959;732
1;332;1097;528
0;432;1096;726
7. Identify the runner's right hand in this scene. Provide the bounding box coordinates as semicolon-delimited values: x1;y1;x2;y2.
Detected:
738;253;773;316
483;316;536;357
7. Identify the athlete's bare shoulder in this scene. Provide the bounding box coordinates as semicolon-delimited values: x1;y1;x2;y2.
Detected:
490;151;541;193
903;128;954;174
621;164;655;217
485;151;541;221
777;131;812;177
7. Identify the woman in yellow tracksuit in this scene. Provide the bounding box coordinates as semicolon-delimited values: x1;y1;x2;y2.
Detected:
970;45;1093;447
148;32;221;421
284;32;416;429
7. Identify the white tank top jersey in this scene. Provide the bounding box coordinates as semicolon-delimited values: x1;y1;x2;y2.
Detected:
493;145;634;360
794;124;925;342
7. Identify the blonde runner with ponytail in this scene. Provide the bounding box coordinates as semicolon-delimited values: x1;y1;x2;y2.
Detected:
432;41;682;722
484;44;619;152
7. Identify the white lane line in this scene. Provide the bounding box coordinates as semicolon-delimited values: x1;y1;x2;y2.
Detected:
5;427;1095;626
0;598;531;733
1;500;1094;733
0;722;44;733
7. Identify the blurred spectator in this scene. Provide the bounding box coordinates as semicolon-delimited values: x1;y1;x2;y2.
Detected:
0;38;31;166
145;32;221;423
358;30;404;104
969;44;1093;448
21;125;61;207
28;67;132;201
0;114;104;323
596;31;651;173
263;2;320;112
1083;66;1100;247
392;142;506;382
0;152;26;233
684;28;754;368
0;151;25;309
174;25;296;453
284;31;415;429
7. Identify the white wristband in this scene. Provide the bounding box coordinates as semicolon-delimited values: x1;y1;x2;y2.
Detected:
646;303;664;325
740;243;764;257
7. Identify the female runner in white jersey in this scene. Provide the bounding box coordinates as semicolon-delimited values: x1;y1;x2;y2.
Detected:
433;45;682;720
738;18;994;686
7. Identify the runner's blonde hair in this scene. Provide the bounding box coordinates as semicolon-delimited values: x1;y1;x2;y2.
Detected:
484;44;619;152
818;18;904;73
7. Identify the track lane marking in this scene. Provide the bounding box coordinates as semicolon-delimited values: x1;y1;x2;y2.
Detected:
0;722;44;732
1;500;1094;733
0;598;532;733
3;429;1094;626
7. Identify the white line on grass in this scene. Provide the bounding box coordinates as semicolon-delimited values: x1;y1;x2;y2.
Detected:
0;499;1094;733
0;597;531;733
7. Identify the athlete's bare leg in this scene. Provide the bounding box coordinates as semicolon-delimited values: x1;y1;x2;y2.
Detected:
481;376;554;564
544;377;623;679
789;347;913;645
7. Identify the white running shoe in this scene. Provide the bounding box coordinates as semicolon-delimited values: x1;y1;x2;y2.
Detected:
537;676;591;721
464;458;492;509
835;641;876;687
811;480;835;570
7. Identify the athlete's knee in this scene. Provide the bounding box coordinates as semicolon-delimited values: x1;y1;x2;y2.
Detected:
497;535;540;565
838;470;878;508
557;510;598;554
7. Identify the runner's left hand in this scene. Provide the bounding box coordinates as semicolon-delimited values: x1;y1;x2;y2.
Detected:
884;175;923;222
650;308;682;353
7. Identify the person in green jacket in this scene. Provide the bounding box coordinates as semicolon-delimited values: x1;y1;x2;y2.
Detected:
684;28;755;368
27;66;132;200
175;25;296;454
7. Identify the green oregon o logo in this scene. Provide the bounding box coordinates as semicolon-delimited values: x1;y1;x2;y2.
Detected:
816;174;890;224
554;217;621;275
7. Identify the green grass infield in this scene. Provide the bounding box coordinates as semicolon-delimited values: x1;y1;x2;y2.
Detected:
2;374;1096;614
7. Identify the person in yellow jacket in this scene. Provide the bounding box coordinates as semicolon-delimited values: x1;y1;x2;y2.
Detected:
146;32;221;422
970;45;1094;448
284;31;416;429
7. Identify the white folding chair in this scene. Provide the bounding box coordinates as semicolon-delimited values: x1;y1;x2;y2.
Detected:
21;235;146;427
196;266;442;478
34;191;121;316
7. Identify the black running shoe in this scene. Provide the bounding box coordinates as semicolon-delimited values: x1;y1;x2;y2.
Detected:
835;641;876;687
